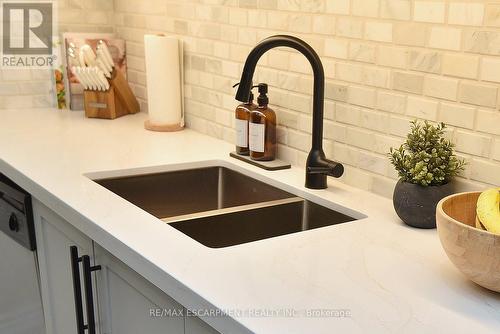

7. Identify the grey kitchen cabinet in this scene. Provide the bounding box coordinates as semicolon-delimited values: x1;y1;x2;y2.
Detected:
185;316;221;334
93;243;184;334
33;199;95;334
33;200;219;334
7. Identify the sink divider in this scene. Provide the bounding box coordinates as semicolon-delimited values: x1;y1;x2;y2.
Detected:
161;197;304;224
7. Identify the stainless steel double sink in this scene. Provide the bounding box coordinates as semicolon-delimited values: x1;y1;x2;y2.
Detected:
94;166;360;248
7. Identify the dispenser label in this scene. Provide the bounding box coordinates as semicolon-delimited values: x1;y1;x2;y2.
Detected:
249;123;265;153
235;118;248;147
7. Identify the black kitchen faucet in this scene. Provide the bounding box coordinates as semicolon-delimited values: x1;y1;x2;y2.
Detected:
235;35;344;189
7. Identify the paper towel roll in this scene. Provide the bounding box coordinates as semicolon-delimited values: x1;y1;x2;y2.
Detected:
144;34;184;131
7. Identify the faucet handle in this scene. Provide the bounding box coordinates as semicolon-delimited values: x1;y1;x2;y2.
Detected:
307;166;332;174
307;160;344;178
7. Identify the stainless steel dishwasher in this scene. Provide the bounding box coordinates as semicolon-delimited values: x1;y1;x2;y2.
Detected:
0;173;45;334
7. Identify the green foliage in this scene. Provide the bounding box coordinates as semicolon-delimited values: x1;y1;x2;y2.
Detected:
389;120;465;186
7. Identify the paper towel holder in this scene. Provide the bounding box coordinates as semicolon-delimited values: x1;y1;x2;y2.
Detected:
143;33;185;132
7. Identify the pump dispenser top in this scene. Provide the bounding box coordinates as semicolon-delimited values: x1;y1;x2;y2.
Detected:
255;83;269;106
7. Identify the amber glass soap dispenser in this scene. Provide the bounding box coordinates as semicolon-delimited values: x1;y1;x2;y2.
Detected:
249;83;276;161
234;89;256;155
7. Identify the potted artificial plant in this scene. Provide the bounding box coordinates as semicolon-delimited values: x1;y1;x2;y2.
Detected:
389;120;465;229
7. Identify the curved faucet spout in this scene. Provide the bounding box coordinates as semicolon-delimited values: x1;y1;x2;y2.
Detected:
235;35;344;189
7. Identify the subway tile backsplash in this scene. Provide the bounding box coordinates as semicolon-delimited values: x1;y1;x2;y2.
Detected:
3;0;500;197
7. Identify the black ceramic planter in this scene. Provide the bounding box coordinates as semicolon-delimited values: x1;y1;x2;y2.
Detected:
393;180;455;229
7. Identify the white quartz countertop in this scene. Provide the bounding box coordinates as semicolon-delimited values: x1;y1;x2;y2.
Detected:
0;108;499;334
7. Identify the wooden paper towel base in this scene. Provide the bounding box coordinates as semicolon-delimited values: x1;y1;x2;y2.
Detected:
144;120;184;132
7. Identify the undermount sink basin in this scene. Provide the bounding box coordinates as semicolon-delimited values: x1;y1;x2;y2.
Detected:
95;167;294;219
93;165;361;248
169;197;356;248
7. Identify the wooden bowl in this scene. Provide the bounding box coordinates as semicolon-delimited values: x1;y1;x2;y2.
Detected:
436;191;500;293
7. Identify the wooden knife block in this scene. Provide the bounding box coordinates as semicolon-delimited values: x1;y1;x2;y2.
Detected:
84;70;140;120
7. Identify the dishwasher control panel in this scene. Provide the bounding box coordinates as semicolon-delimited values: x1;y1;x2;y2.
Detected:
0;174;35;250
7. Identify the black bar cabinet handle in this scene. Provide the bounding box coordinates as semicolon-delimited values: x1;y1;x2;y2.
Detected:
82;255;101;334
70;246;87;334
